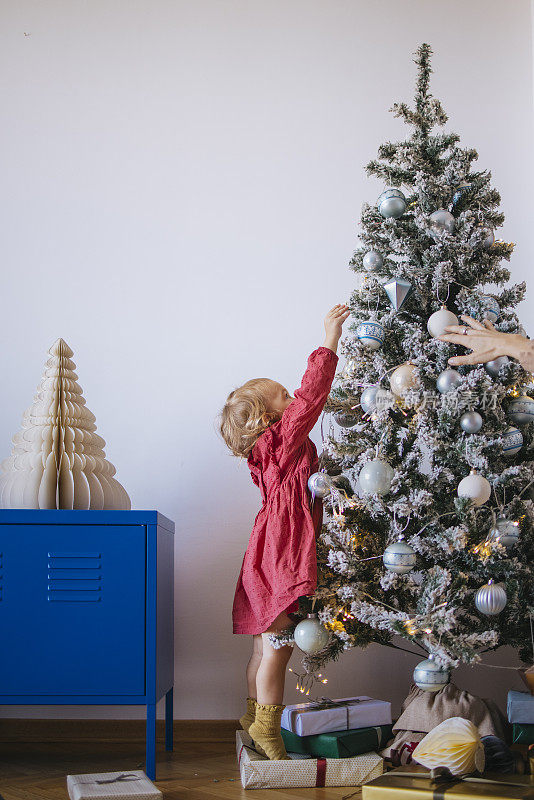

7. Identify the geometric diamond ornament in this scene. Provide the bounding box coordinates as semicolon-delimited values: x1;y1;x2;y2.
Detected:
383;278;413;311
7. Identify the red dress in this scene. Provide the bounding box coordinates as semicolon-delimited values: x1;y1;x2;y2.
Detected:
232;346;339;635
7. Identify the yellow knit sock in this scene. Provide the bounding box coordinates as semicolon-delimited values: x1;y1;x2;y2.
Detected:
239;696;257;733
239;697;267;757
248;702;290;760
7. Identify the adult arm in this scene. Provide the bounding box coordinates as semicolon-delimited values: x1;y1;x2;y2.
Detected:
437;314;534;373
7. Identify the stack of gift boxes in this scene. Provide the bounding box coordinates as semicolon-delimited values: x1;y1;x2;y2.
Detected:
508;674;534;773
237;695;391;788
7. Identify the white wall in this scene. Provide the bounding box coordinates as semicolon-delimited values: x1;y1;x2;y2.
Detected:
1;0;533;720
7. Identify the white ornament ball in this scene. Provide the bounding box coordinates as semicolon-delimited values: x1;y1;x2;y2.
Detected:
428;209;455;238
363;250;384;270
484;356;510;378
390;363;417;397
413;655;451;692
356;320;385;350
307;472;333;499
489;517;520;549
427;305;459;338
502;426;523;457
460;411;483;434
507;395;534;425
377;188;406;219
436;368;463;394
294;613;331;654
457;470;491;506
358;458;394;496
475;580;507;616
383;541;416;574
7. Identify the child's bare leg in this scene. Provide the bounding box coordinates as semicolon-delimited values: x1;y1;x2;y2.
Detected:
246;634;263;698
256;611;294;705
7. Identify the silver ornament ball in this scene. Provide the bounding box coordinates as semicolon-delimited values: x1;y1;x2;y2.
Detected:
356;320;385;350
413;655;451;692
502;426;523;456
377;188;407;219
436;368;463;394
484;356;510;378
307;472;333;499
361;386;379;415
334;410;359;428
363;250;384;270
294;613;331;654
358;458;394;496
475;580;507;616
460;411;483;434
383;541;416;574
482;296;500;323
489;517;520;550
507;395;534;425
428;209;455;238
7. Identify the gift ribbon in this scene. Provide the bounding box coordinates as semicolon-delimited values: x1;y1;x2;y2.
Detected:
239;741;328;787
316;757;327;787
288;697;374;732
74;773;143;785
94;774;142;785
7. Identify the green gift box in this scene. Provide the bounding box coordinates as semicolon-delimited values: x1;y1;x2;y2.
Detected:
512;723;534;744
281;723;393;758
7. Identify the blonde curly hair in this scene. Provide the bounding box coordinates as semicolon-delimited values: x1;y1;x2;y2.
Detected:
218;378;282;458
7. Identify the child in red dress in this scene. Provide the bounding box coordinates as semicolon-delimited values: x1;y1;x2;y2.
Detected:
218;304;349;759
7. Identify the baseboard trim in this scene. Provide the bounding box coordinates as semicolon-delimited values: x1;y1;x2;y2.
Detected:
0;719;239;743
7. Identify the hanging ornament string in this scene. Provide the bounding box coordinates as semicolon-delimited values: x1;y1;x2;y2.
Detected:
393;508;411;539
436;282;451;305
366;284;381;320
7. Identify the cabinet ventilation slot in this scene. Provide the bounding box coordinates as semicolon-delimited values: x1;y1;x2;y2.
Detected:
47;552;102;602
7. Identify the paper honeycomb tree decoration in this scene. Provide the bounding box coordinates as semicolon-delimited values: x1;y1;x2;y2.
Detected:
0;338;131;510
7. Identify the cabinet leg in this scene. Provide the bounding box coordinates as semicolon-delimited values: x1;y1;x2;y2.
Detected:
146;703;156;781
165;687;174;751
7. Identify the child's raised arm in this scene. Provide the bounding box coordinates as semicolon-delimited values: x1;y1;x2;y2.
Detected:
273;305;350;472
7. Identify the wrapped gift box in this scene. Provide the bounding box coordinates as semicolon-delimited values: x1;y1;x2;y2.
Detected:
512;724;534;745
281;723;393;758
281;696;392;737
362;765;534;800
508;691;534;724
67;770;162;800
236;728;383;789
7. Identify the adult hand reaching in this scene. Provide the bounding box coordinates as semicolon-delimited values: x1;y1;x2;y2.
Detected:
437;314;534;372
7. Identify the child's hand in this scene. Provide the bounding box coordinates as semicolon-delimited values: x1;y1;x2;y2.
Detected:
323;304;350;352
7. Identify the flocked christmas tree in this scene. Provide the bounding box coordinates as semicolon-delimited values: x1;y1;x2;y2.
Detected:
278;43;534;692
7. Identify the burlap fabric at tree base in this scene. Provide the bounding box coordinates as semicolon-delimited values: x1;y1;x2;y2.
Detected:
381;683;510;760
394;684;509;739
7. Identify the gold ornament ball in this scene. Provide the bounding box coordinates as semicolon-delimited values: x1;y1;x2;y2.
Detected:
390;362;417;397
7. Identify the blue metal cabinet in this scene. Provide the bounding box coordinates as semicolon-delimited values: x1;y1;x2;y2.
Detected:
0;510;175;780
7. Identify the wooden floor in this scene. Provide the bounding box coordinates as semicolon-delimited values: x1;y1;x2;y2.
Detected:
0;735;362;800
